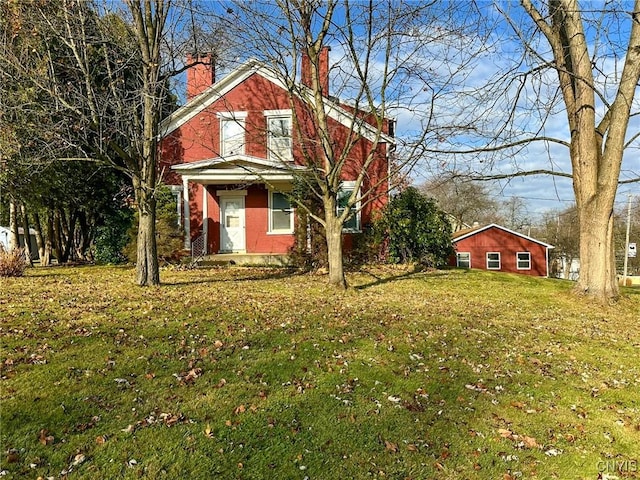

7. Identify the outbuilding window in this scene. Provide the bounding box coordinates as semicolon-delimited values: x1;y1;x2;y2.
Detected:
517;252;531;270
486;252;501;270
456;252;471;268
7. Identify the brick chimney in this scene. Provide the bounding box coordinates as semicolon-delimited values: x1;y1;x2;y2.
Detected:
186;53;215;100
301;46;330;96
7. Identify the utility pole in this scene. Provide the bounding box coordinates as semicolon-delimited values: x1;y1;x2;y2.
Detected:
622;194;632;288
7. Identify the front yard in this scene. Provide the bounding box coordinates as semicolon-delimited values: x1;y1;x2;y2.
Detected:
1;266;639;479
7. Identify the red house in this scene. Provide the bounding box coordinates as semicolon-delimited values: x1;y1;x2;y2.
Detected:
450;224;554;277
159;49;394;259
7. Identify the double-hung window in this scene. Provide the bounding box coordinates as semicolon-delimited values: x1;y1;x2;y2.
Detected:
265;110;292;162
219;112;246;156
486;252;501;270
337;181;360;232
516;252;531;270
456;252;471;268
269;191;294;234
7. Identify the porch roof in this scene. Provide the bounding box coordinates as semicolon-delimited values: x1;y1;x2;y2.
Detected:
171;154;307;185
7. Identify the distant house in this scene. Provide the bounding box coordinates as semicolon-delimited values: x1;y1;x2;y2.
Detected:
449;223;554;277
159;48;394;257
0;226;38;259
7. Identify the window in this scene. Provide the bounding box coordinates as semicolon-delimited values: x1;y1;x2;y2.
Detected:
517;252;531;270
219;113;246;156
337;181;360;232
267;116;292;161
486;252;501;270
269;191;294;233
456;252;470;268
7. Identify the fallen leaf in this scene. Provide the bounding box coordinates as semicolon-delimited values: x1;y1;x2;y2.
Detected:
523;435;539;448
38;429;54;445
234;404;246;415
384;440;398;453
204;423;213;438
498;428;513;439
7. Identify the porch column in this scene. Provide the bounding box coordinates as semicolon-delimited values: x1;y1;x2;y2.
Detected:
202;185;208;255
182;176;191;250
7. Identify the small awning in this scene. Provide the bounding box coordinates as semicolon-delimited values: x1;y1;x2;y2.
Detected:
171;154;307;185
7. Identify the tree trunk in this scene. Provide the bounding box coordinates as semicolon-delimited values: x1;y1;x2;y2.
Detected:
33;212;49;265
8;199;19;251
574;195;618;300
45;210;54;265
134;180;159;286
19;204;33;266
325;216;346;289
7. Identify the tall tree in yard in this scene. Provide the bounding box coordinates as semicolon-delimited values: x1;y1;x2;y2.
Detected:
1;0;171;284
425;1;640;301
514;0;639;300
216;1;483;287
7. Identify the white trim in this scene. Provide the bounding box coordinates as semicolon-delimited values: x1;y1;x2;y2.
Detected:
516;251;531;270
268;190;294;234
217;111;248;119
182;176;191;250
456;252;471;268
202;186;208;255
216;189;248;197
264;109;292;116
160;59;395;145
486;252;501;270
453;223;554;249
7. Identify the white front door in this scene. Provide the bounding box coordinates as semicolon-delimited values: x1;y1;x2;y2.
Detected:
220;196;245;252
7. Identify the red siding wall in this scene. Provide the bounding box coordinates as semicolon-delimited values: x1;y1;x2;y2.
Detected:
450;227;549;277
160;71;389;254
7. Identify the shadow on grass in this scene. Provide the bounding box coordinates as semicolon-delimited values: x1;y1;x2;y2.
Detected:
162;267;300;287
354;265;457;290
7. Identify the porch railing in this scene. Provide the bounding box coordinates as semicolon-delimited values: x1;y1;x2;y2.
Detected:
190;234;206;264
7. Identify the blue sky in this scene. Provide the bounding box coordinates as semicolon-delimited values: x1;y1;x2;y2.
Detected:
178;0;639;220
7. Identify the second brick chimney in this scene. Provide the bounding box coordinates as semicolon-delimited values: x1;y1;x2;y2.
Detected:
301;46;330;96
186;53;215;100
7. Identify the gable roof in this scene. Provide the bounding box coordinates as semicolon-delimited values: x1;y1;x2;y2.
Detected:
160;58;395;145
452;223;554;249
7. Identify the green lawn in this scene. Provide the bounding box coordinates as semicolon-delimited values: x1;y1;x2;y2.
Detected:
1;266;639;479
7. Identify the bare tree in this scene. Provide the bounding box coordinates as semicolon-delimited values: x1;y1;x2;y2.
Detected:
421;173;499;230
209;0;484;287
1;0;174;284
423;1;640;301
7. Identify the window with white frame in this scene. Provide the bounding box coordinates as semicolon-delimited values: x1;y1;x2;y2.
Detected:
517;252;531;270
456;252;470;268
219;113;246;156
486;252;501;270
267;115;292;162
337;181;360;232
269;191;294;233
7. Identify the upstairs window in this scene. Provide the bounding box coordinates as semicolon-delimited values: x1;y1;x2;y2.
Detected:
266;111;292;162
269;191;294;233
486;252;501;270
517;252;531;270
219;112;246;156
337;181;360;232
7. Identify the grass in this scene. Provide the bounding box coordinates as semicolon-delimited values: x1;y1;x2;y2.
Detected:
1;265;639;479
